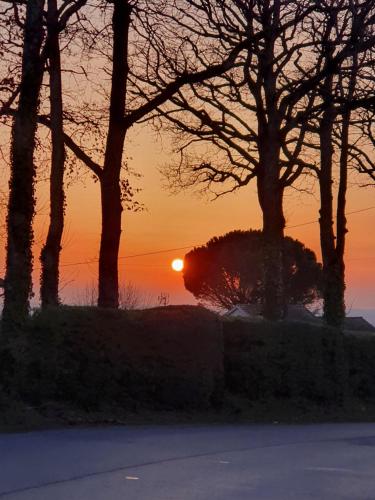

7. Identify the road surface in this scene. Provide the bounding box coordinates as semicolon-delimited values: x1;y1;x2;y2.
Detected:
1;423;375;499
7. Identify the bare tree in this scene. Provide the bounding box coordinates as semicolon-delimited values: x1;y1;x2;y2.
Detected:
150;0;375;321
0;0;89;319
119;281;154;309
151;1;321;319
75;280;153;309
298;1;375;326
40;0;84;308
40;0;89;309
348;109;375;184
2;2;89;316
31;0;259;309
97;0;261;308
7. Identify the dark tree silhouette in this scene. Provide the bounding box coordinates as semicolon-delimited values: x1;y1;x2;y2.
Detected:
40;0;87;308
0;0;88;316
156;0;318;320
317;3;375;327
183;230;322;311
1;0;253;311
36;0;259;309
96;0;258;308
153;0;375;321
2;0;46;329
294;1;375;326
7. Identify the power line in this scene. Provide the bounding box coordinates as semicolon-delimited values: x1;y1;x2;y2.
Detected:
119;245;196;260
286;205;375;229
56;245;198;269
35;204;375;270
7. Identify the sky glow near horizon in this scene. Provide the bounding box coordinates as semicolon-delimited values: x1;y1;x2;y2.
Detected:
0;5;374;315
0;126;372;313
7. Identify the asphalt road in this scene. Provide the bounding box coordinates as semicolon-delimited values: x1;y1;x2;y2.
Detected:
1;423;375;499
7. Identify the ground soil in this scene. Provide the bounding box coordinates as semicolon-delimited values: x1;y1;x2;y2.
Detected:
2;395;375;434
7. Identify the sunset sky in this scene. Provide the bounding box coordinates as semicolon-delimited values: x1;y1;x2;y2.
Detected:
1;125;371;315
0;2;373;323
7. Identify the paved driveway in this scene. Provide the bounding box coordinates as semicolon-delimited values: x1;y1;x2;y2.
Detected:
1;423;375;499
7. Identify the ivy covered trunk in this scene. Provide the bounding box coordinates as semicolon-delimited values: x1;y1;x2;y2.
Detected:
2;0;45;329
40;0;65;308
321;252;346;328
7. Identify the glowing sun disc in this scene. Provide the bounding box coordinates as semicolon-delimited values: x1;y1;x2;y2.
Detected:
171;258;184;272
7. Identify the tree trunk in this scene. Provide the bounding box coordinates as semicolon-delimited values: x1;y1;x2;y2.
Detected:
258;171;286;320
97;0;130;308
328;112;351;328
40;0;65;308
329;55;357;328
98;173;123;308
2;0;45;329
256;7;286;321
319;101;345;327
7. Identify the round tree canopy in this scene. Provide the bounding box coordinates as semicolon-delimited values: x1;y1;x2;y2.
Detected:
183;230;322;310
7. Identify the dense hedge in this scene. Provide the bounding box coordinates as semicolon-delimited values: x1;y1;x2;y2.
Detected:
1;306;224;411
224;318;375;406
345;332;375;400
223;319;347;403
2;308;375;418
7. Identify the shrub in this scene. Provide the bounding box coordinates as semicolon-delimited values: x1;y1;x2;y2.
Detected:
3;307;375;418
223;319;346;403
345;332;375;400
13;305;223;411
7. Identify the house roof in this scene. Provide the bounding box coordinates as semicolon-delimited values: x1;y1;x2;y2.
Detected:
225;303;318;322
344;317;375;332
232;304;262;316
224;304;375;331
284;304;319;323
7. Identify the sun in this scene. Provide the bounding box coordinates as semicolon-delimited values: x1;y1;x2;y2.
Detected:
171;258;184;272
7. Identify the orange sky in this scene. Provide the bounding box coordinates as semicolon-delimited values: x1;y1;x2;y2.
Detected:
1;126;374;311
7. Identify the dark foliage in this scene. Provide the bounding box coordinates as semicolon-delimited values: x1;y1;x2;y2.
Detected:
2;0;45;329
345;333;375;401
1;308;375;423
7;306;223;411
223;319;347;404
183;230;323;309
